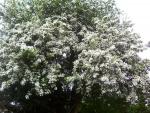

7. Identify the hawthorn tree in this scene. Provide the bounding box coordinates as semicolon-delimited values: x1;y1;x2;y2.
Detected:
0;0;150;113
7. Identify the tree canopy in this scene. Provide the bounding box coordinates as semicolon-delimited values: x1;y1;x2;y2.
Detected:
0;0;150;113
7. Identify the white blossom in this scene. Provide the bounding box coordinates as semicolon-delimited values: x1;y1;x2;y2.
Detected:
0;10;149;103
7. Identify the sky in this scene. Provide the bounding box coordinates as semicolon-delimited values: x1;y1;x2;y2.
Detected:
115;0;150;59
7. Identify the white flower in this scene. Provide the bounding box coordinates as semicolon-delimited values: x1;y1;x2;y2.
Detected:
0;82;6;91
35;81;40;87
101;76;109;82
62;53;67;58
26;5;30;9
20;79;26;86
93;73;98;78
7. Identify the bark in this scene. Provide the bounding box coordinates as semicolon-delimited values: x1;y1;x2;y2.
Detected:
69;94;82;113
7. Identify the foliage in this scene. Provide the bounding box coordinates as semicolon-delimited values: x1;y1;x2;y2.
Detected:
0;0;150;113
2;0;119;27
80;93;129;113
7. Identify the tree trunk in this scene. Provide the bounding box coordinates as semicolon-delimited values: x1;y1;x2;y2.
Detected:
69;94;82;113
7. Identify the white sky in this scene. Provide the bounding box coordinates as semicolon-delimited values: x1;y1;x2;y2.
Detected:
115;0;150;59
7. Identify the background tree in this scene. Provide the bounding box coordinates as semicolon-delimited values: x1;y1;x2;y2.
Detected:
0;0;150;113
